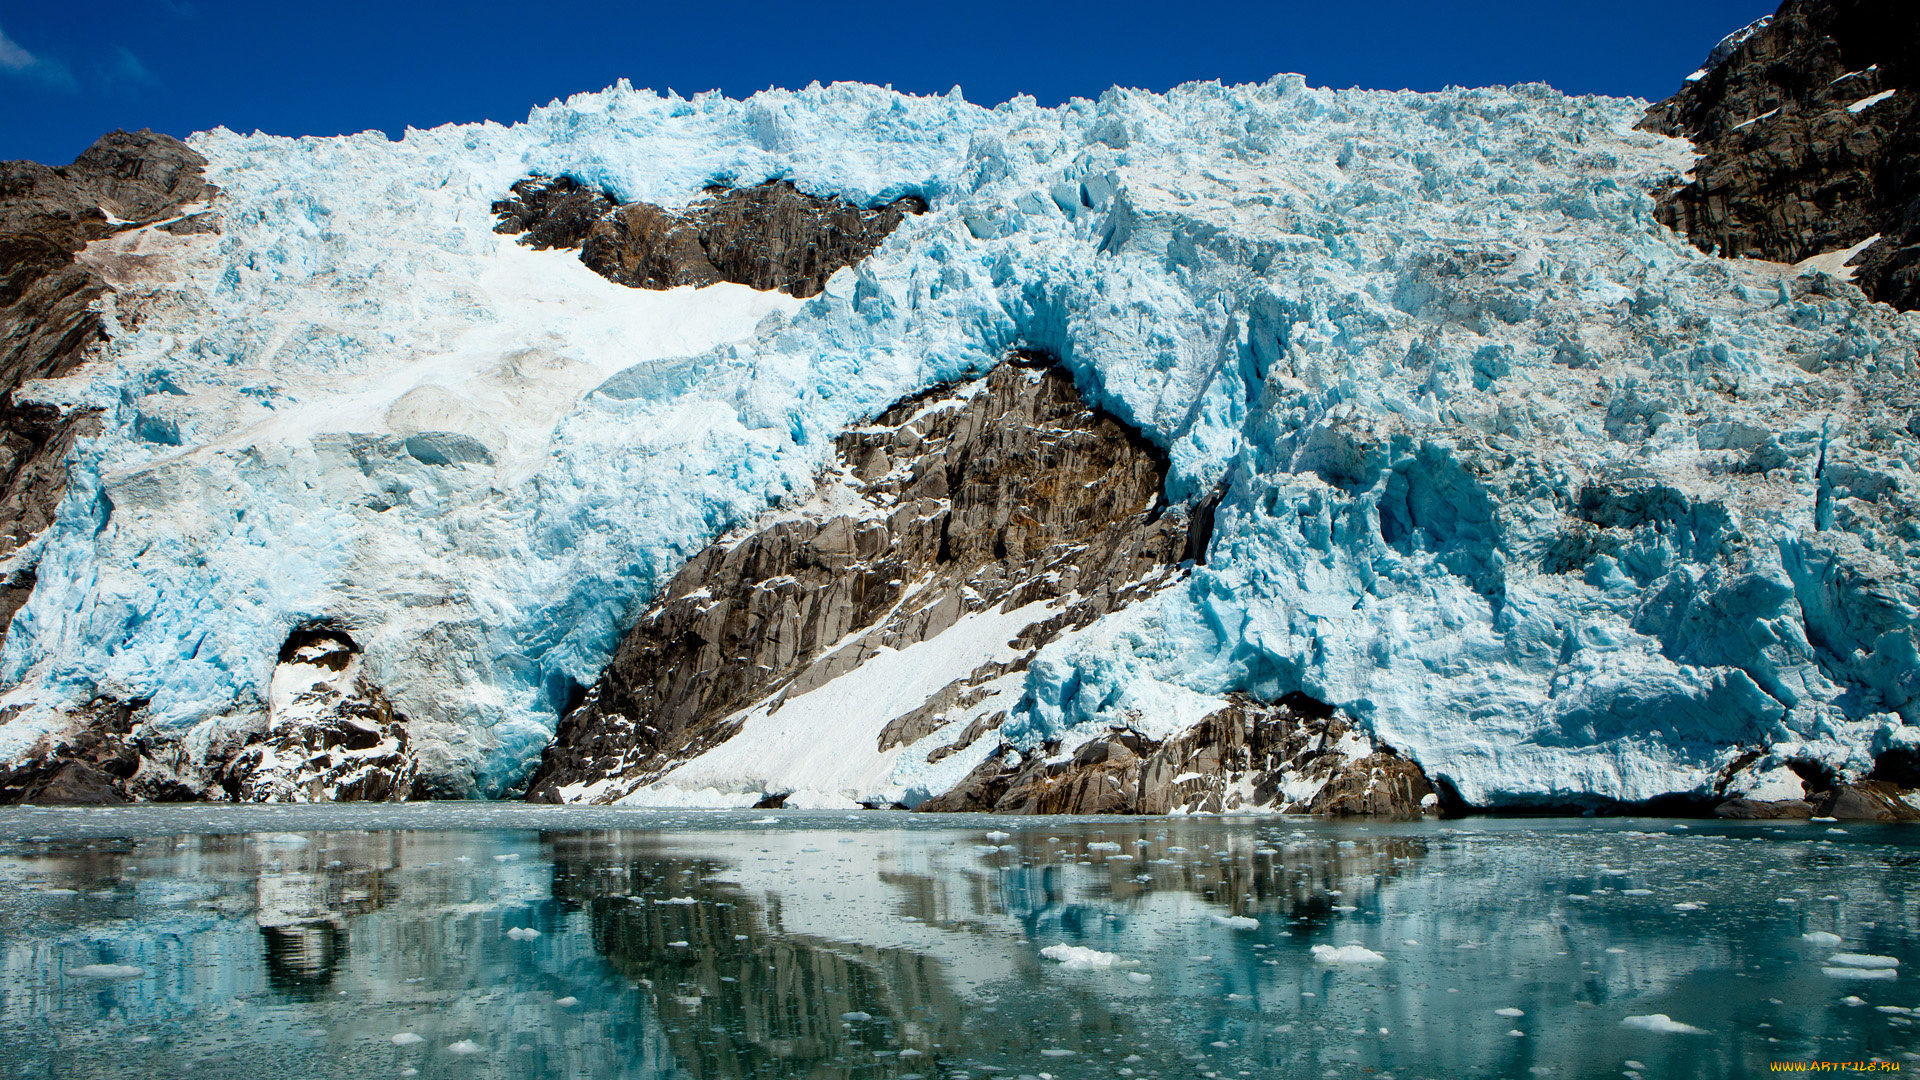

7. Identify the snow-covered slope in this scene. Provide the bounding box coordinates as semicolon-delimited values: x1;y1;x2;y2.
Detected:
1;73;1916;804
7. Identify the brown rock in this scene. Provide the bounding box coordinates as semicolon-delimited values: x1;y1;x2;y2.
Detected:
221;632;416;803
916;697;1437;817
1713;797;1817;818
496;176;925;298
1815;782;1920;821
1641;0;1920;309
0;696;172;805
20;762;126;805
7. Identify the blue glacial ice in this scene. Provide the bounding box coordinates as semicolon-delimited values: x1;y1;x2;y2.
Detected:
1;75;1915;802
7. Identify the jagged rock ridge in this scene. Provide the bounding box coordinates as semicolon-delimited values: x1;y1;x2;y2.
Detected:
1641;0;1920;308
494;175;925;297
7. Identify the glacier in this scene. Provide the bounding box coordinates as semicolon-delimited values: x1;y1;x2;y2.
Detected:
1;73;1916;803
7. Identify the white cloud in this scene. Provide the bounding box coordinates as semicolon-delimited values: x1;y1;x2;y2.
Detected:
0;24;76;90
0;27;35;71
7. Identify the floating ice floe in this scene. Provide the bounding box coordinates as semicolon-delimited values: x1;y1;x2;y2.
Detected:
1496;1008;1525;1018
1804;931;1844;945
70;964;143;979
1828;954;1900;969
1310;945;1386;965
554;996;579;1007
1041;945;1129;970
506;927;541;940
446;1040;483;1055
392;1033;425;1045
1621;1015;1707;1034
1210;914;1260;930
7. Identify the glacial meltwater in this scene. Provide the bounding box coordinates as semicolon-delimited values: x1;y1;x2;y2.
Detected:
1;808;1916;1079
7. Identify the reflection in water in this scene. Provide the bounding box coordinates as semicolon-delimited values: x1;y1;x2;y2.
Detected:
0;808;1916;1079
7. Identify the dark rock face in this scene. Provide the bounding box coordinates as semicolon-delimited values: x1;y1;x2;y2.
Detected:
525;359;1185;802
1641;0;1920;309
0;696;200;805
489;176;616;251
0;397;98;637
1;129;211;389
1714;796;1817;819
494;176;924;298
917;697;1436;816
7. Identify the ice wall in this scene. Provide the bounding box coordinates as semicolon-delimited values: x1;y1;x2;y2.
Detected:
1;75;1914;801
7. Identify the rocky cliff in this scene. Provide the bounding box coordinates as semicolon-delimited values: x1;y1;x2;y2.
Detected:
1642;0;1920;308
528;358;1435;814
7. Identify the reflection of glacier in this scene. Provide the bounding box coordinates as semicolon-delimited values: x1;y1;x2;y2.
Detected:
0;810;1914;1078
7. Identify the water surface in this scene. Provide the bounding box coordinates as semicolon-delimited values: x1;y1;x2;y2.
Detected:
0;806;1913;1079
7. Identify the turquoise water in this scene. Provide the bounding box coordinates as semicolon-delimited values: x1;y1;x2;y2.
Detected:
0;806;1914;1079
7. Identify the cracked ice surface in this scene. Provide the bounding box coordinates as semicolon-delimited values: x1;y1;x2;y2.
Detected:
1;75;1916;800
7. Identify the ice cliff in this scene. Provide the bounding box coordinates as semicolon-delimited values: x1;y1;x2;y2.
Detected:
0;16;1915;808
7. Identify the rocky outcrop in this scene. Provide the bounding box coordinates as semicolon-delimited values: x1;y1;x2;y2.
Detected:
525;357;1186;803
917;695;1436;816
494;175;924;297
0;627;419;806
0;397;99;637
1715;773;1920;820
1;129;212;389
220;631;416;802
527;356;1440;814
1641;0;1920;308
0;696;201;804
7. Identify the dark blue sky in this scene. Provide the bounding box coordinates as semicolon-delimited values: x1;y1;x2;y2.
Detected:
2;0;1777;165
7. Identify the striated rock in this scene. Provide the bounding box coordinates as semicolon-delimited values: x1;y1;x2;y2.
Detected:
1641;0;1920;308
221;631;416;802
495;176;924;297
917;695;1436;816
526;357;1185;803
0;397;98;637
